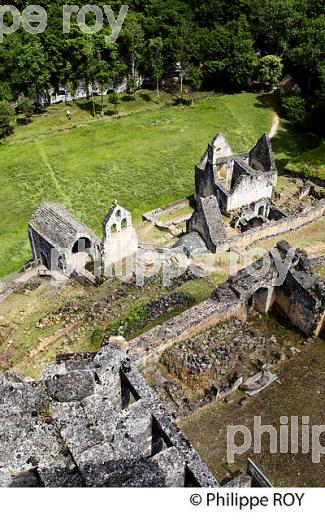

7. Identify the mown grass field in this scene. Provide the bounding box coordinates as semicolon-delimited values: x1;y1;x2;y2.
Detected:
0;91;274;278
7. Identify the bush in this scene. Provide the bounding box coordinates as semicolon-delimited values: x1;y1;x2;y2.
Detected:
280;93;306;127
0;100;15;138
90;328;103;346
17;97;34;123
106;305;148;338
258;55;283;90
108;92;119;113
299;163;311;179
126;76;138;94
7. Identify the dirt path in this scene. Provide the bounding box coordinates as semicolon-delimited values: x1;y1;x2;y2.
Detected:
269;113;280;138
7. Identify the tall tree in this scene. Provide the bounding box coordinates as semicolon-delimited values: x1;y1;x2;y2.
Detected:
120;14;145;80
258;55;283;90
149;37;164;100
0;101;15;138
167;19;198;98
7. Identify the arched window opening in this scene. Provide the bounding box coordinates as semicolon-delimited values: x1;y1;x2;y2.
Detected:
72;237;92;254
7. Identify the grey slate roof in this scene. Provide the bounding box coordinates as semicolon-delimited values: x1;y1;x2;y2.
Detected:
199;196;226;246
29;203;100;251
174;232;208;256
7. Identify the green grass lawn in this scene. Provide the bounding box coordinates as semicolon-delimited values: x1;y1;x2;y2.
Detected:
9;90;190;143
0;92;275;278
1;90;321;279
285;141;325;181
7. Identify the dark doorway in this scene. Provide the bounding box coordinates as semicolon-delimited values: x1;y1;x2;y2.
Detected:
40;252;49;269
72;237;92;253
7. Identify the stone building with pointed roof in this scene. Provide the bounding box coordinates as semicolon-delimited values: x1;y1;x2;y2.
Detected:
28;201;138;281
195;133;277;217
29;203;101;275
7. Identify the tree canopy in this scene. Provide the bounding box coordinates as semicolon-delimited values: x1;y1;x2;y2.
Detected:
0;0;323;134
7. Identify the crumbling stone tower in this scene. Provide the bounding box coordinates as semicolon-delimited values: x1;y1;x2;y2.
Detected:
195;133;278;217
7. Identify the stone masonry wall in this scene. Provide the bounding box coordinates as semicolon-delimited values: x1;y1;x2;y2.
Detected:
216;200;325;253
127;285;244;364
0;345;219;488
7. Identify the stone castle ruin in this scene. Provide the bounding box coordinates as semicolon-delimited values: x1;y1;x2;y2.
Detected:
127;242;324;419
194;133;277;216
0;343;220;488
1;128;324;488
186;131;324;253
189;132;279;253
127;242;324;367
224;241;325;338
29;201;138;284
27;131;324;285
1;241;323;487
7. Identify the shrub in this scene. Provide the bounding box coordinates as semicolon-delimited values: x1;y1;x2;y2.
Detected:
280;93;306;127
17;96;34;122
0;100;15;138
299;163;311;179
126;76;138;94
90;328;103;346
108;92;119;113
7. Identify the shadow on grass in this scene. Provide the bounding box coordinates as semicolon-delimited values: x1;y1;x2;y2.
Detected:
254;92;282;113
253;92;320;173
139;92;152;103
120;94;136;102
172;97;192;107
271;123;320;173
74;99;103;116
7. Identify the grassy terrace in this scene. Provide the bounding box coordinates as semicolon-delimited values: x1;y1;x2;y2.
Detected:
0;91;274;277
0;273;221;379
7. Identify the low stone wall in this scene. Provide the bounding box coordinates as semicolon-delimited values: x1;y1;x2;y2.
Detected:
127;285;244;364
142;197;192;224
0;259;40;302
216;200;325;252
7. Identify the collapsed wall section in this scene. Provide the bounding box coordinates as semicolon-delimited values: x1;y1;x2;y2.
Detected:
0;345;219;488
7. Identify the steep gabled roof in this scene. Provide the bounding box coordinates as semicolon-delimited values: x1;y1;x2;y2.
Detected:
249;134;276;173
29;203;99;251
199;196;227;247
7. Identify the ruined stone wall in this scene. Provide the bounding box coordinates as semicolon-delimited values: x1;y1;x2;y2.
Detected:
216;201;325;253
0;345;219;488
142;198;191;223
187;196;227;253
249;135;274;172
28;227;53;269
226;161;275;212
127;286;244;364
215;158;234;184
275;271;321;336
208;134;233;163
195;164;214;200
102;206;138;275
